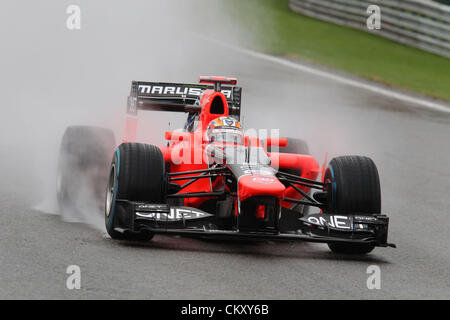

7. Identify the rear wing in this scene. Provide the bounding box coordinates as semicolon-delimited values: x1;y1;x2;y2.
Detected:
127;81;242;119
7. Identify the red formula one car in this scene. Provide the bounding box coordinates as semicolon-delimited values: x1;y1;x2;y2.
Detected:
57;76;394;254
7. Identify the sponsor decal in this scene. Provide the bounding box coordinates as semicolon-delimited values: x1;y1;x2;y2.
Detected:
354;215;378;221
239;164;275;176
225;119;234;126
221;90;232;98
306;215;351;230
136;207;211;221
136;204;168;211
138;84;232;99
251;175;276;184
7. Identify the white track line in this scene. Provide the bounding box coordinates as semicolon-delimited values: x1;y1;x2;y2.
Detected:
198;35;450;114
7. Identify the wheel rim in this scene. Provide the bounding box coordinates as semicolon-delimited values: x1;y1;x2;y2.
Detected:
105;163;116;217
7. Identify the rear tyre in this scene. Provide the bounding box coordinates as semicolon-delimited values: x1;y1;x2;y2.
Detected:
268;138;310;215
324;156;381;254
105;143;166;241
57;126;115;219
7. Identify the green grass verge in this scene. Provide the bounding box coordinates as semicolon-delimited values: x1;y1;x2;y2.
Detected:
226;0;450;101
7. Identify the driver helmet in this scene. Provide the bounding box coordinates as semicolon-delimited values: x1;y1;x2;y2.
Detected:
206;116;244;144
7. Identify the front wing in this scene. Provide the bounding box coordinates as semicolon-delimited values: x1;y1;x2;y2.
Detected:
112;200;395;248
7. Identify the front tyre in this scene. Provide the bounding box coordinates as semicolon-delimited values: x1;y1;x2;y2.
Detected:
324;156;381;254
105;143;166;241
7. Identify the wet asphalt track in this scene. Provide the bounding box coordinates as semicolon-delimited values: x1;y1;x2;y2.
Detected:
1;1;450;299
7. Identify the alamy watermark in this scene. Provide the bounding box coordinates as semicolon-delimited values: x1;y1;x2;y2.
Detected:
66;5;81;30
367;5;381;30
66;265;81;290
366;265;381;290
167;125;282;169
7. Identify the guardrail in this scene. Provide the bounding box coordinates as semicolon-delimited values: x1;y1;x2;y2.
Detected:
289;0;450;58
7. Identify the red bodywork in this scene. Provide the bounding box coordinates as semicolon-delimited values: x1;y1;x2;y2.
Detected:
125;77;321;211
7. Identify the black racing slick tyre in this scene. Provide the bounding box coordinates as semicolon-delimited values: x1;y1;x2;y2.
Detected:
324;156;381;254
57;126;115;220
105;143;166;241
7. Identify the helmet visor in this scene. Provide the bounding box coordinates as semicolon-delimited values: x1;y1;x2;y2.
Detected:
210;128;244;144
